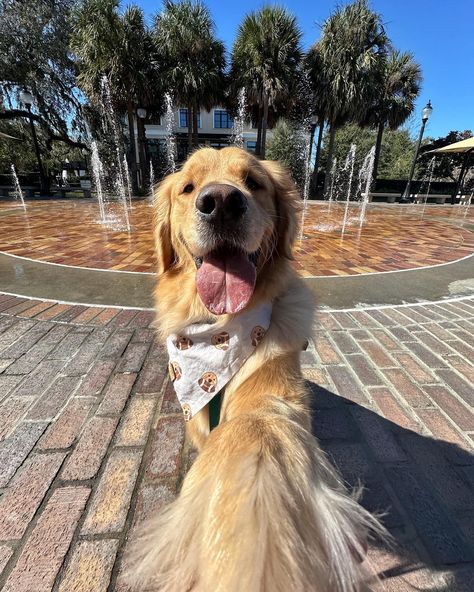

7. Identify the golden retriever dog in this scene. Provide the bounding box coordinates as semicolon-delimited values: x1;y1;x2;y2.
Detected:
130;147;383;591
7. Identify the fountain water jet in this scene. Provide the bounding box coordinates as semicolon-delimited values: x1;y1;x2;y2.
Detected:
341;144;357;235
357;145;376;227
10;164;26;210
299;118;313;240
123;155;133;210
91;140;107;223
231;89;246;148
149;161;155;202
164;93;177;173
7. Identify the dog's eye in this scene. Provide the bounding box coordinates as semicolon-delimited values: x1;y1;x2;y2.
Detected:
182;183;194;194
245;176;260;191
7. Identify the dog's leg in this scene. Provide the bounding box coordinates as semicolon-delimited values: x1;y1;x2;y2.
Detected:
129;362;384;592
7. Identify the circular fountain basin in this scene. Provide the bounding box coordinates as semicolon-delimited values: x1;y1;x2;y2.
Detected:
0;200;472;277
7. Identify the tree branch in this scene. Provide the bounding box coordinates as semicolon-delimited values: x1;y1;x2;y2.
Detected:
0;109;88;150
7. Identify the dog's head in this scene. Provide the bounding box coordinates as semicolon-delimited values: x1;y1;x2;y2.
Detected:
154;147;299;316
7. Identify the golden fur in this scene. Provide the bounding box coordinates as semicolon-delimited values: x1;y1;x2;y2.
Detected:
129;147;384;591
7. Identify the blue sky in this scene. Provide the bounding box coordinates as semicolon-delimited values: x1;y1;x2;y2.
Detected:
132;0;473;139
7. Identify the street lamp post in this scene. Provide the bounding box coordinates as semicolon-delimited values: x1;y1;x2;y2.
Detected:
19;90;48;196
400;100;433;203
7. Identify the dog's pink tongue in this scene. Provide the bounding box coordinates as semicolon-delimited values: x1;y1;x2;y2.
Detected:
196;253;256;315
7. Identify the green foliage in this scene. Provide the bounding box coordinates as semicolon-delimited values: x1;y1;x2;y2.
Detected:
308;0;387;126
266;119;306;187
231;6;302;154
0;0;87;148
153;0;226;112
321;123;416;179
362;50;422;131
419;130;473;181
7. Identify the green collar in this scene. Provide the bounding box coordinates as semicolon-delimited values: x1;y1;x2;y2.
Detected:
209;391;222;430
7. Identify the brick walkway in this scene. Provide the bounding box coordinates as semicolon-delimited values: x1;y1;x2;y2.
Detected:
0;292;473;591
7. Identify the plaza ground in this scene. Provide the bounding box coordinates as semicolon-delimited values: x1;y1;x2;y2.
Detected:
0;199;472;590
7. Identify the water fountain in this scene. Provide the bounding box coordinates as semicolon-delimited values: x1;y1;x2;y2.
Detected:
417;156;436;216
341;144;357;235
10;164;26;210
89;75;132;231
123;155;133;210
357;145;376;227
164;93;177;173
149;161;155;201
231;88;246;148
299;118;313;240
91;140;106;223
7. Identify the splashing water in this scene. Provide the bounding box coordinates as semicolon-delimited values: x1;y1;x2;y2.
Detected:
164;93;177;173
10;164;26;210
91;140;107;223
357;145;376;227
149;161;155;202
123;155;133;210
418;156;436;217
341;144;357;235
99;75;131;231
299;119;313;240
231;88;246;148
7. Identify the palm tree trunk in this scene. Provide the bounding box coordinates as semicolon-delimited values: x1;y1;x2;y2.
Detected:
192;104;198;147
323;121;336;196
372;122;384;184
255;104;263;156
187;105;193;153
126;100;138;193
310;120;324;194
260;94;269;159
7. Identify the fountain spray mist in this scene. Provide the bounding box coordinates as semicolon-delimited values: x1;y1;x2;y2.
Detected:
341;144;357;235
10;164;26;211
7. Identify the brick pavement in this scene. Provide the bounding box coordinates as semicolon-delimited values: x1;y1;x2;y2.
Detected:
0;292;472;591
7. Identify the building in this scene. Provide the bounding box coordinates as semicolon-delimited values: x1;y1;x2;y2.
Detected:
143;106;258;163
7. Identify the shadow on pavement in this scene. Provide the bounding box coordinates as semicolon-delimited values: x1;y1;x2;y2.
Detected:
308;382;474;591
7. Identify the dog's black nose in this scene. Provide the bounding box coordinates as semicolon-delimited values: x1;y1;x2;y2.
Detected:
195;184;247;222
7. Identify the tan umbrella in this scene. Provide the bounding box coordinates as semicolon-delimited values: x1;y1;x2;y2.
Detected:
430;136;474;154
429;136;474;202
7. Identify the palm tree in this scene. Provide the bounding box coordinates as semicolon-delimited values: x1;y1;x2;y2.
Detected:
231;6;302;158
72;0;157;190
309;0;388;194
362;50;422;182
153;0;226;152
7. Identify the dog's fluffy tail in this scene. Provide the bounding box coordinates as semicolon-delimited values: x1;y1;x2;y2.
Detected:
129;399;384;592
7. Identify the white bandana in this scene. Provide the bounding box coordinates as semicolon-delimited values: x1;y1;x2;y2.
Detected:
167;303;272;421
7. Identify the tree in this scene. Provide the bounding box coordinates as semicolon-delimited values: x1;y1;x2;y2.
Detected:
362;50;422;181
320;122;416;183
309;0;387;194
0;1;88;160
231;6;302;158
153;0;226;152
266;119;307;188
72;0;159;190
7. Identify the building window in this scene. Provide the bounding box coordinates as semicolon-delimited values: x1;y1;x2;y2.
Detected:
214;110;234;129
179;109;200;128
246;141;257;153
210;142;227;150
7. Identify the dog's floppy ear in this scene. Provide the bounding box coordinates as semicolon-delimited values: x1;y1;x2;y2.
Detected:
261;160;300;260
153;172;178;275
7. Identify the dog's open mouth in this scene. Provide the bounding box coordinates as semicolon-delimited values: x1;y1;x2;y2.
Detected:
194;249;258;315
